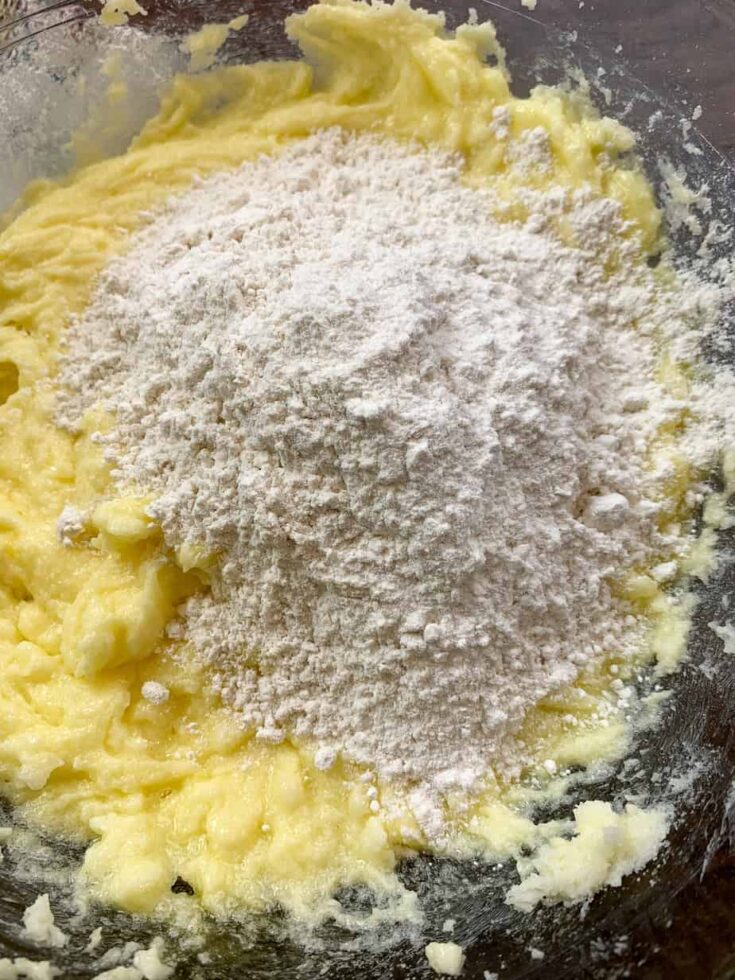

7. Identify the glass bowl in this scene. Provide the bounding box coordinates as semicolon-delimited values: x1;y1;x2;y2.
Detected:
0;1;734;977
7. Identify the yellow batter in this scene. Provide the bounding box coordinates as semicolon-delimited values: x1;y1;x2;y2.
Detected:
0;0;695;925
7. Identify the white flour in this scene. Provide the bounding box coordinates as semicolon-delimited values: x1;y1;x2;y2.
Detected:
58;130;731;810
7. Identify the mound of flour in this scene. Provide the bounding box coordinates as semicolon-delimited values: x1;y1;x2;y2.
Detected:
58;130;726;805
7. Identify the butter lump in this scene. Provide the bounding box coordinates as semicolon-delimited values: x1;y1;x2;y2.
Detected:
61;561;181;676
507;801;669;912
425;942;466;976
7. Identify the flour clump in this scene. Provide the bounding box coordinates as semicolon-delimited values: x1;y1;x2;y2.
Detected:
58;130;725;809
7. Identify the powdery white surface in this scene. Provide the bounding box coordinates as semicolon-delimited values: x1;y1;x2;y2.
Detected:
140;681;170;705
0;959;59;980
20;895;66;950
131;939;174;980
59;130;731;816
506;801;670;912
55;505;86;546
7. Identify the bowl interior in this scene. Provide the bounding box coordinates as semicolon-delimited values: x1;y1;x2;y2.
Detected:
1;1;734;977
